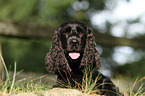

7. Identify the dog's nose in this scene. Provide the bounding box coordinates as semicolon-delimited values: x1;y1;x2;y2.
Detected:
70;39;78;45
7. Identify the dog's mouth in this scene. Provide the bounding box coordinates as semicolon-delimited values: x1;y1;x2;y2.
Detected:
69;52;80;59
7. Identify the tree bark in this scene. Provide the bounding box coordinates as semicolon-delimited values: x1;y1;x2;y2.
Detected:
0;21;145;49
94;32;145;49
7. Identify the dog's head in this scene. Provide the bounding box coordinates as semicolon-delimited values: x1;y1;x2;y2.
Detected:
60;22;87;61
45;20;101;74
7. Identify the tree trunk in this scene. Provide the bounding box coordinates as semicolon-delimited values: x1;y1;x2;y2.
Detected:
0;21;145;49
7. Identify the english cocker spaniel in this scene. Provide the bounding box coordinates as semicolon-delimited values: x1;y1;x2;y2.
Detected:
45;20;121;95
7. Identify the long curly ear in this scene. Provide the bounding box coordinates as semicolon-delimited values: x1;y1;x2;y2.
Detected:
80;27;101;70
45;28;71;74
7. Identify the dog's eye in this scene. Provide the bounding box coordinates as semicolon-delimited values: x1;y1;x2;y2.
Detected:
64;27;71;34
77;27;83;35
78;31;83;35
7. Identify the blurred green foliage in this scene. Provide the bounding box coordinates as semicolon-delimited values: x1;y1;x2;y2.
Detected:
0;0;73;26
0;0;107;26
1;37;51;73
117;58;145;78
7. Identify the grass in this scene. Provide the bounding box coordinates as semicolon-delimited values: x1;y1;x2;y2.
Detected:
123;77;145;96
53;65;145;96
0;46;145;95
53;65;145;95
80;67;101;94
0;47;52;95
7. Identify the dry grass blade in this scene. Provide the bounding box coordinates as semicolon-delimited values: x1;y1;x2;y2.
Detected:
0;44;9;80
125;76;145;93
9;62;17;93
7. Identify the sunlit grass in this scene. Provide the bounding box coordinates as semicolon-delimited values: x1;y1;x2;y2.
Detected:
53;67;102;95
123;77;145;96
80;67;101;94
57;67;121;95
55;66;145;96
0;47;52;95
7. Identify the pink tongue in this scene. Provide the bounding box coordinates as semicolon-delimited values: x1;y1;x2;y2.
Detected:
69;53;80;59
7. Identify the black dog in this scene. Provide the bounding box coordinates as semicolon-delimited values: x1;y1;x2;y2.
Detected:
45;20;121;95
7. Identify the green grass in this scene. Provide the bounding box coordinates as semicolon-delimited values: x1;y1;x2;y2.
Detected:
52;65;145;95
80;67;101;94
0;48;52;94
56;67;102;94
0;65;52;94
123;77;145;96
